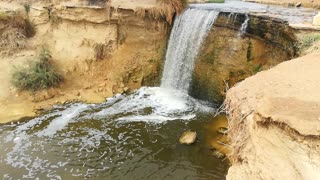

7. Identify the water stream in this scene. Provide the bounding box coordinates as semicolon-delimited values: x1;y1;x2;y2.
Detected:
0;8;229;179
161;9;219;92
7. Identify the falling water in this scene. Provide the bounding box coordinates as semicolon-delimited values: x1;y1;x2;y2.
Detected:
161;9;219;92
227;12;238;24
238;14;250;37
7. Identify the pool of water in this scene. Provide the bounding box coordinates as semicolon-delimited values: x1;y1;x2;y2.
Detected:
0;87;229;179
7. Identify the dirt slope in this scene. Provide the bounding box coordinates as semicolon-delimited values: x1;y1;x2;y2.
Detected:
0;1;167;123
225;53;320;179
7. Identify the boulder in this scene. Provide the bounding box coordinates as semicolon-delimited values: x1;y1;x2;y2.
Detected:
179;131;197;145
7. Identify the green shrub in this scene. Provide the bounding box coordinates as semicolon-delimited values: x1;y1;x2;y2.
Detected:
11;48;62;91
24;4;30;15
300;34;320;49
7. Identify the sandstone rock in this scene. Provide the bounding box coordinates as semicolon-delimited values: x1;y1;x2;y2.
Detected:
123;87;129;93
179;131;197;145
295;2;302;7
313;12;320;26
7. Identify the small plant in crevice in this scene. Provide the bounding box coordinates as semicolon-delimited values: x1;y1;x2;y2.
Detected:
0;11;9;20
246;41;254;62
11;48;63;91
24;4;30;16
252;63;262;74
300;34;320;49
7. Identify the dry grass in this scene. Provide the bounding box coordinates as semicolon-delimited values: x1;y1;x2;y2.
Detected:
0;12;35;54
135;0;187;24
223;93;253;163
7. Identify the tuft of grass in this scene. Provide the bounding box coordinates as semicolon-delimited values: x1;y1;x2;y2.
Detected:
252;63;262;74
136;0;188;24
300;34;320;49
24;4;30;15
11;48;63;91
0;13;35;53
0;11;9;20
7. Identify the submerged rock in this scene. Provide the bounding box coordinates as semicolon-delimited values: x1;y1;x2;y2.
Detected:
209;148;226;159
217;127;228;135
179;131;197;145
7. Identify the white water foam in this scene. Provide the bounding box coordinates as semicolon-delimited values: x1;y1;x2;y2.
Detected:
86;87;213;123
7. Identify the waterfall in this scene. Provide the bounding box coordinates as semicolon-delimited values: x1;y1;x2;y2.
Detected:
238;14;250;37
160;9;219;93
227;12;238;24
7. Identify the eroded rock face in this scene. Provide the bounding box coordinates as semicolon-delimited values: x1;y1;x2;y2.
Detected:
0;2;167;122
190;13;298;104
225;53;320;180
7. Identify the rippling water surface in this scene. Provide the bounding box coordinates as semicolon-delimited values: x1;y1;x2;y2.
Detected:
0;87;229;179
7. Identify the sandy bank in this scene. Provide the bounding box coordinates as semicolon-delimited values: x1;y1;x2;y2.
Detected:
225;53;320;179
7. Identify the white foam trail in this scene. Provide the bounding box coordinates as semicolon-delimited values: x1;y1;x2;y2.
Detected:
161;9;219;92
36;104;89;137
86;87;213;123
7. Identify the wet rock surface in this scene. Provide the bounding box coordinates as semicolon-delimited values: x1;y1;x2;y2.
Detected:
179;131;197;145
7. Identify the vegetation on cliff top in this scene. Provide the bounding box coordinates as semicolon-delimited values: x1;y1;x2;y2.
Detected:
11;48;62;91
136;0;187;24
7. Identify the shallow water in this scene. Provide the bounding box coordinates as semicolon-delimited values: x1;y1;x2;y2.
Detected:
0;87;229;179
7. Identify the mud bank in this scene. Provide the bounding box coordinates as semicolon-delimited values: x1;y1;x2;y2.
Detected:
225;53;320;179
